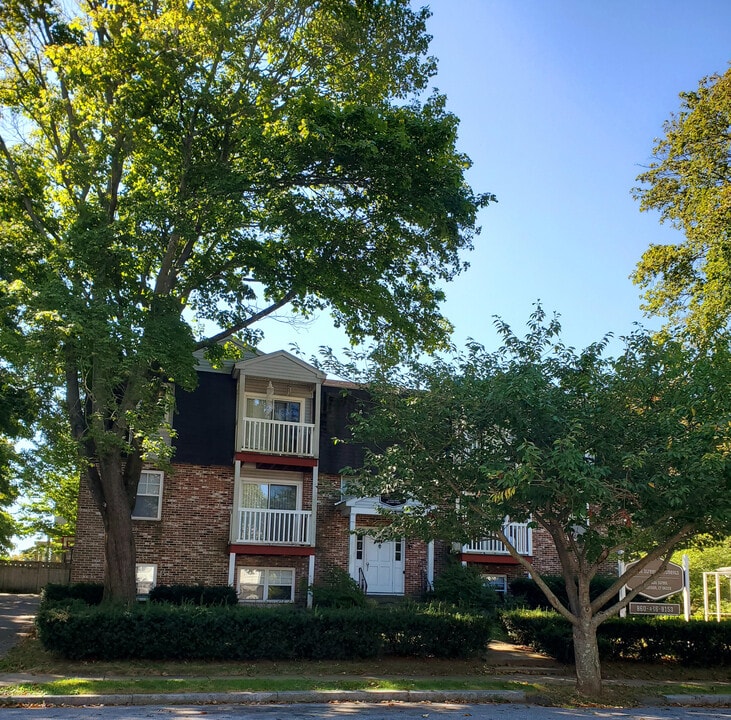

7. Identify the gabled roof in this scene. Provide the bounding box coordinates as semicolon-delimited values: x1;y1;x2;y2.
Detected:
233;349;327;382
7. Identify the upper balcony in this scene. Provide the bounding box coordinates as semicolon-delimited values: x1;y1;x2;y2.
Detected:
242;417;316;457
233;351;326;462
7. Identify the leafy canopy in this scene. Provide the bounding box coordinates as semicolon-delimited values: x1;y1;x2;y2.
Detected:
342;307;731;584
633;67;731;340
0;0;490;598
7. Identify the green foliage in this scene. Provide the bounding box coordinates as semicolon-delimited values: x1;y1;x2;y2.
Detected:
502;609;731;666
43;582;104;605
36;600;492;661
501;609;575;663
0;368;38;553
336;308;731;694
311;567;367;609
427;562;498;614
509;575;618;611
0;0;489;600
672;536;731;613
633;68;731;340
148;584;238;606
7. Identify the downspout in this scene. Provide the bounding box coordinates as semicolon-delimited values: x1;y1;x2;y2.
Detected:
307;555;315;609
427;540;434;589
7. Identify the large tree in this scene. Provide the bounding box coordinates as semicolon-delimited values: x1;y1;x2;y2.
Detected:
633;67;731;340
0;0;490;601
340;310;731;697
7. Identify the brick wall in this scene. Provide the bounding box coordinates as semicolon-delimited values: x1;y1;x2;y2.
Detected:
315;473;350;578
72;463;235;586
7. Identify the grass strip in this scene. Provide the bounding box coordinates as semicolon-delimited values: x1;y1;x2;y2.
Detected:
0;677;526;697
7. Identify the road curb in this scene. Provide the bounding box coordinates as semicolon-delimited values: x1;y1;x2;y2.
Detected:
0;689;527;707
664;693;731;707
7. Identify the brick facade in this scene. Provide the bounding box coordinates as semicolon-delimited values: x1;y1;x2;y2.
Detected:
72;463;235;587
71;352;578;603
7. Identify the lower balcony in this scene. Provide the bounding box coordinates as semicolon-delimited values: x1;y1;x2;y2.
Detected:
463;522;533;556
235;508;312;545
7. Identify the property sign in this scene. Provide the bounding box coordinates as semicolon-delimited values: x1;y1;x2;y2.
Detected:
629;602;681;616
624;559;684;600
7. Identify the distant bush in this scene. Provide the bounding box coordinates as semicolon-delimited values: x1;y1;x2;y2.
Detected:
43;583;104;605
501;609;731;666
428;562;498;614
311;567;367;608
148;584;238;606
37;602;492;661
508;575;618;611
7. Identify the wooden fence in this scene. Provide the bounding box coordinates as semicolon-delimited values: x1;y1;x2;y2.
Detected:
0;561;70;593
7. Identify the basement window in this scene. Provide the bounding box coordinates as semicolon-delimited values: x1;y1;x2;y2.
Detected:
238;567;295;603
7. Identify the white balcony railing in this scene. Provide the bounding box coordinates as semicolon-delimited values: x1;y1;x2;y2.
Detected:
242;418;315;457
464;522;533;556
237;508;312;545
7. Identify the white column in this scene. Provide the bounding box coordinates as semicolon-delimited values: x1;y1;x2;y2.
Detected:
235;373;246;452
716;572;722;622
682;554;690;622
228;552;236;587
703;571;709;621
618;552;626;618
231;460;241;543
348;512;357;580
307;554;315;609
426;540;435;589
310;465;318;547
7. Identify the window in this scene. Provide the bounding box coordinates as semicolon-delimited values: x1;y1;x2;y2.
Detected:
241;482;298;510
246;397;301;423
239;567;295;602
132;470;163;520
136;563;157;595
483;574;508;594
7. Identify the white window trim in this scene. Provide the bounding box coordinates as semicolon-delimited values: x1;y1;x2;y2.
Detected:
238;566;295;603
132;470;164;521
239;478;302;512
245;393;304;420
482;574;508;594
136;563;157;596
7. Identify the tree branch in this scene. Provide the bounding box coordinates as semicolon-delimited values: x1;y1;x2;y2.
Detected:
194;290;297;349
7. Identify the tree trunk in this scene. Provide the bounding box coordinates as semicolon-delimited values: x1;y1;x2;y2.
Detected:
572;617;602;697
91;465;138;603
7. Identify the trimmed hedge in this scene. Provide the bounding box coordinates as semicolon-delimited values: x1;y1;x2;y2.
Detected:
508;575;618;611
37;602;493;661
149;584;238;606
43;583;104;605
501;609;731;666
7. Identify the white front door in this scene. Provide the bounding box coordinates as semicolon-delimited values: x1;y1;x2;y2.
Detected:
360;536;405;595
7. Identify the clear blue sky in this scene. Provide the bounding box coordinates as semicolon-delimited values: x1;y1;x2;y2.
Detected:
263;0;731;358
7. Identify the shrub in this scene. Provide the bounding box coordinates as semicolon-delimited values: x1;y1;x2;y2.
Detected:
43;582;104;605
311;567;367;608
501;609;731;666
37;602;492;661
508;575;618;611
148;584;238;606
428;562;498;614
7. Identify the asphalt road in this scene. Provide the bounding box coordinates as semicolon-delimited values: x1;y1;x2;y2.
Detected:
0;593;40;656
0;703;729;720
